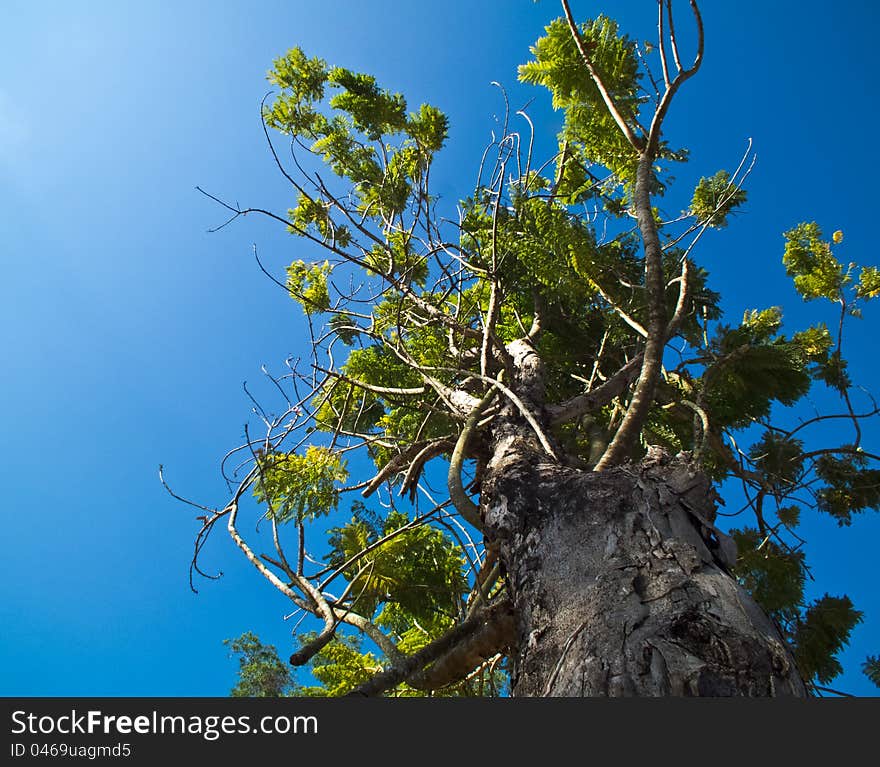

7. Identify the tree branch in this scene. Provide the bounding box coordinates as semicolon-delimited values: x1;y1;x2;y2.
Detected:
547;354;644;425
560;0;645;151
646;1;703;153
448;386;499;529
347;598;515;696
594;154;666;471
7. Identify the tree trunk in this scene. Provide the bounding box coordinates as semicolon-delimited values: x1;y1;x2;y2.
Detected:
482;440;807;697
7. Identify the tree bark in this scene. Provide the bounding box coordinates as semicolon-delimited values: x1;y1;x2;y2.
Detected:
482;441;807;697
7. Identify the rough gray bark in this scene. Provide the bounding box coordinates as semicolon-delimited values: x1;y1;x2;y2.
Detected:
482;441;807;697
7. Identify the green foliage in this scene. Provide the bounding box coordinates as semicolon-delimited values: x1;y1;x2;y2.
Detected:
863;655;880;688
783;222;848;301
225;632;294;697
487;194;613;309
791;323;845;390
274;506;512;696
289;195;351;248
266;48;329;134
327;509;468;627
519;16;642;188
264;47;448;225
326;67;407;140
732;537;865;688
791;324;833;362
253;446;348;522
794;595;863;685
731;528;805;619
286;260;332;314
700;308;812;429
311;341;435;443
407;103;449;152
293;631;507;697
328;312;360;345
776;505;801;528
748;431;804;494
690;170;747;228
816;351;851;392
365;230;428;284
814;451;880;526
857;265;880;299
296;634;383;697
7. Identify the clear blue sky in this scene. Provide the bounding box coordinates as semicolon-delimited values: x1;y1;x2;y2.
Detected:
2;0;878;696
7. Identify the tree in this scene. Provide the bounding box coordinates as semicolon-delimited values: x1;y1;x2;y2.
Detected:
173;0;880;696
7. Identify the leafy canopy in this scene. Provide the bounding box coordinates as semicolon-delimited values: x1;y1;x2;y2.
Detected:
195;4;880;697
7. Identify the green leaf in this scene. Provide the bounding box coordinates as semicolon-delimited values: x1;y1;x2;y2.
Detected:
863;655;880;688
690;170;747;228
794;595;863;684
814;451;880;526
856;265;880;299
777;505;801;528
519;15;644;190
327;510;468;626
407;103;449;152
701;314;811;429
327;67;407;140
225;632;295;697
253;446;348;522
783;222;848;301
286;260;332;314
329;313;360;345
731;528;805;617
297;634;383;697
748;431;804;492
792;324;833;361
268;47;327;99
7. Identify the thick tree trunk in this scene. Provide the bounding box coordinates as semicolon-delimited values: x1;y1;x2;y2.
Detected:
482;440;807;697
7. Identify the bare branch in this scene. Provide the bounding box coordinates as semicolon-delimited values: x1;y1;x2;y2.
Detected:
657;0;671;87
646;0;703;153
401;439;455;501
361;439;451;499
314;366;426;397
588;276;649;338
548;354;644;425
665;256;691;340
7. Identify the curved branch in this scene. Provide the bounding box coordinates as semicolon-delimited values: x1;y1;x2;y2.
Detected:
361;438;452;499
588;275;649;338
448;386;499;529
665;256;691;340
593;156;667;470
646;0;703;153
401;439;455;501
408;598;515;691
679;397;710;462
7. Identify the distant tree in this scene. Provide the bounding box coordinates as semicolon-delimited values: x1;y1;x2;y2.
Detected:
177;0;880;696
224;632;295;697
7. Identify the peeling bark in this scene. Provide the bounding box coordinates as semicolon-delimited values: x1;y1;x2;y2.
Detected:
483;443;806;697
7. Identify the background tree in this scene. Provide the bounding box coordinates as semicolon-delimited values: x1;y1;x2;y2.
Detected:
174;0;880;696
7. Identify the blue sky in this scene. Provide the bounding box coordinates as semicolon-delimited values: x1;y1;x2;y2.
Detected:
1;0;878;696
